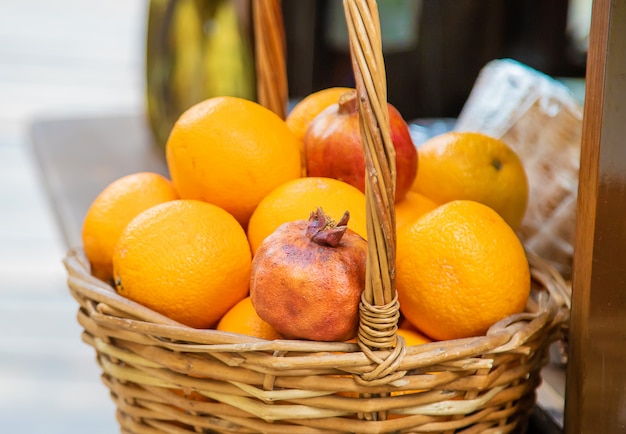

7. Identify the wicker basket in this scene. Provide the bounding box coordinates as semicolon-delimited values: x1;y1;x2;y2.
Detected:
65;1;571;432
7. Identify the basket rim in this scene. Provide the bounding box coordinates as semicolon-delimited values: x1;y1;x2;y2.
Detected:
64;247;570;368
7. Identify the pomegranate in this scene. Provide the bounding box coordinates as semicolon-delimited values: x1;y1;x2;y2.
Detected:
304;90;418;202
250;207;367;341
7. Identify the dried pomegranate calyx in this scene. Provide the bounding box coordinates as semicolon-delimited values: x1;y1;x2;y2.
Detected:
337;90;358;115
306;207;350;247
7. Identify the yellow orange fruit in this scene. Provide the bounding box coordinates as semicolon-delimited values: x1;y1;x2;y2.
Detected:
217;296;282;340
165;96;302;228
396;200;530;341
113;200;251;329
397;328;432;347
81;172;179;283
395;191;438;230
171;388;212;404
286;87;353;144
247;177;367;254
412;131;528;229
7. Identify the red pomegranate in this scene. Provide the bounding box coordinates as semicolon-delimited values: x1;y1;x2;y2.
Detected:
250;207;367;342
304;90;418;202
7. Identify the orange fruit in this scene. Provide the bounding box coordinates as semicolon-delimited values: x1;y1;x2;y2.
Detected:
396;200;530;341
394;191;438;230
113;199;251;329
217;296;282;340
247;177;367;254
412;131;528;229
171;388;212;403
81;172;179;283
286;87;353;144
165;96;302;228
397;328;432;346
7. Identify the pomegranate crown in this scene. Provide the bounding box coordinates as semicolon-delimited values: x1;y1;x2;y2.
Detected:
305;207;350;247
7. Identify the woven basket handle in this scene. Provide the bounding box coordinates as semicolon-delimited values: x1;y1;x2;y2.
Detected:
252;0;288;119
254;0;404;385
343;0;404;386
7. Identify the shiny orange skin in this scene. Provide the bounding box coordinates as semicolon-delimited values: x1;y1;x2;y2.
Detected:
250;219;367;342
247;177;367;255
396;200;531;341
81;172;179;283
397;328;432;346
412;131;528;229
395;191;438;231
216;296;282;340
113;200;251;329
165;96;302;228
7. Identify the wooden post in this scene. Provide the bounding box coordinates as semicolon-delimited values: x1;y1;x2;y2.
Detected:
565;0;626;432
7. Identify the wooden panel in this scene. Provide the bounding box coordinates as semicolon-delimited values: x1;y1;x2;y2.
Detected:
565;0;626;432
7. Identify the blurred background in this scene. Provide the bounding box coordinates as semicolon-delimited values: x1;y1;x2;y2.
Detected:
283;0;589;119
0;0;589;432
0;1;145;432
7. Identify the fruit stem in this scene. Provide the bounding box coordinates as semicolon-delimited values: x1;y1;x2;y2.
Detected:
306;207;349;247
337;90;358;115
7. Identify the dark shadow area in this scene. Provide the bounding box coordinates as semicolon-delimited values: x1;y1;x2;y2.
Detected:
284;0;586;120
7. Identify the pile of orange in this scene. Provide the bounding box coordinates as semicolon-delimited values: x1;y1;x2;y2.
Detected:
81;89;532;346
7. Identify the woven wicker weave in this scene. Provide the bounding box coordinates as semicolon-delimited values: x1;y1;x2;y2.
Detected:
65;248;569;433
65;1;571;432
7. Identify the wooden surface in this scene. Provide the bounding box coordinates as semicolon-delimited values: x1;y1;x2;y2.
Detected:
565;0;626;432
31;114;168;249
